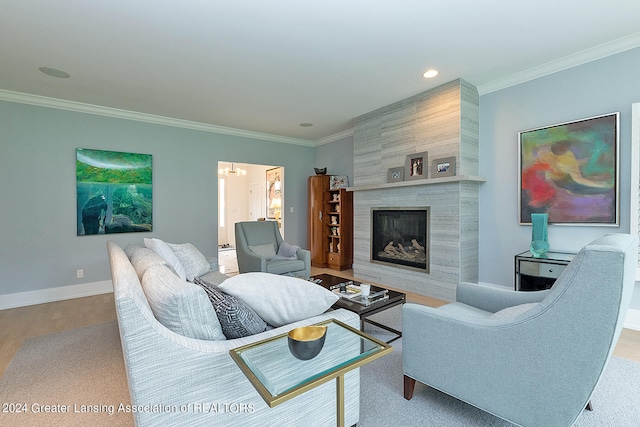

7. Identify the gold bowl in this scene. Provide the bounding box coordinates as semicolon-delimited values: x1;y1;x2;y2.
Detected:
287;325;327;360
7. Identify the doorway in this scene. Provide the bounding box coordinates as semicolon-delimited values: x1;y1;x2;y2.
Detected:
217;161;283;274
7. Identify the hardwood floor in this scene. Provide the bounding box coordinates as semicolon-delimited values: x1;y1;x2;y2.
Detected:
1;268;639;376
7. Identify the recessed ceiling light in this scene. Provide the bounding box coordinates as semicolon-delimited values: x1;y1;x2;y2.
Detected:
39;67;70;79
422;69;439;79
299;123;313;127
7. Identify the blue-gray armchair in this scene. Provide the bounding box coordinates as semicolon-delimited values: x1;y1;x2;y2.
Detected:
235;221;311;279
403;233;638;427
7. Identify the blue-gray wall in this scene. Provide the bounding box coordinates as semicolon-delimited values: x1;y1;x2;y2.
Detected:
315;135;354;184
2;46;639;312
0;101;314;296
478;47;640;309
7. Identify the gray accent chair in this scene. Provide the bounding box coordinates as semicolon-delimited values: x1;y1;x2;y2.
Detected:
235;221;311;279
403;233;638;427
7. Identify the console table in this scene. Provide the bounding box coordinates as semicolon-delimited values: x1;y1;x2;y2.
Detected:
514;251;576;291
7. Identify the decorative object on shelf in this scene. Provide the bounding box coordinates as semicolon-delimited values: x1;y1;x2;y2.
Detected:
387;166;404;183
329;175;349;189
266;167;283;220
314;167;327;175
519;112;619;225
332;227;339;236
529;213;550;258
76;148;153;236
332;193;340;202
287;325;327;360
218;162;247;176
405;151;428;181
431;156;456;178
331;215;338;224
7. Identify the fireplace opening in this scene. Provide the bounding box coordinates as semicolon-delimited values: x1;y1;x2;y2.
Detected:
371;207;430;272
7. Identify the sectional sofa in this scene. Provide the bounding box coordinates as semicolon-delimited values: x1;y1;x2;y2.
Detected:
106;240;360;426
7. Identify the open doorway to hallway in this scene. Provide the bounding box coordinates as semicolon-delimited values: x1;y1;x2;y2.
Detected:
217;161;283;275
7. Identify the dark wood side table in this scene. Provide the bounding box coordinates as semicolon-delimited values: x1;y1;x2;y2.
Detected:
312;273;406;343
514;251;576;291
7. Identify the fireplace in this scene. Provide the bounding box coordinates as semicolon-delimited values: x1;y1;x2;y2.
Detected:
371;208;430;273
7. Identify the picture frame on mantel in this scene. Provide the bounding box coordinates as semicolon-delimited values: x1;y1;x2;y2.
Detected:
431;156;456;178
405;151;428;181
387;167;404;183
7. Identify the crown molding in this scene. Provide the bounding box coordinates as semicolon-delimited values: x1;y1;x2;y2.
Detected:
0;89;316;147
478;32;640;95
314;128;355;146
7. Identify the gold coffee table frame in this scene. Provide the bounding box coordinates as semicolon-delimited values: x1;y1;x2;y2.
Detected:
230;318;392;426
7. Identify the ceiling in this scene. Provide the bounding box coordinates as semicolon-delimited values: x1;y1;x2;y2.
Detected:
2;1;640;145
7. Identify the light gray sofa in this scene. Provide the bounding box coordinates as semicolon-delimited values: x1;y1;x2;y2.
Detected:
106;241;360;426
402;233;638;427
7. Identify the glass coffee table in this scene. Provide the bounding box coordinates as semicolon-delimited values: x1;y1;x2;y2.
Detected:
230;318;392;427
312;273;406;343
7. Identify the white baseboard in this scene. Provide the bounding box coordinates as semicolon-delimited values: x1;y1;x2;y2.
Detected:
0;281;113;311
624;308;640;331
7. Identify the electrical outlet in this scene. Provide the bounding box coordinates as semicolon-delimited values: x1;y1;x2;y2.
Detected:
76;269;84;279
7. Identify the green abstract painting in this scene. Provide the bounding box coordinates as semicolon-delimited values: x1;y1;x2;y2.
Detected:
76;148;152;235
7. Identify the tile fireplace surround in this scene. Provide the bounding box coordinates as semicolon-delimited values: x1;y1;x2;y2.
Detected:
351;79;484;302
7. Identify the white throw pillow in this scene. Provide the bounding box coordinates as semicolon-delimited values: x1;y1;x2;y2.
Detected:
218;272;339;327
144;238;187;280
490;303;539;319
130;247;168;281
167;242;211;281
141;265;226;341
249;243;277;260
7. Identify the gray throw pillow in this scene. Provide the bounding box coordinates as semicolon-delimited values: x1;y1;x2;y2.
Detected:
193;277;269;339
273;240;300;260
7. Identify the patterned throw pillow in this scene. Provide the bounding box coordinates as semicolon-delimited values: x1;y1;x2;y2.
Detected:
193;277;269;339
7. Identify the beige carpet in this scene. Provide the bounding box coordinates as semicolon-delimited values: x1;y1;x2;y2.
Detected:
0;321;133;426
2;311;639;426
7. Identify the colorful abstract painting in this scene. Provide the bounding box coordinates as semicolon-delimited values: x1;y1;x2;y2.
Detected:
519;113;619;225
76;148;153;235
